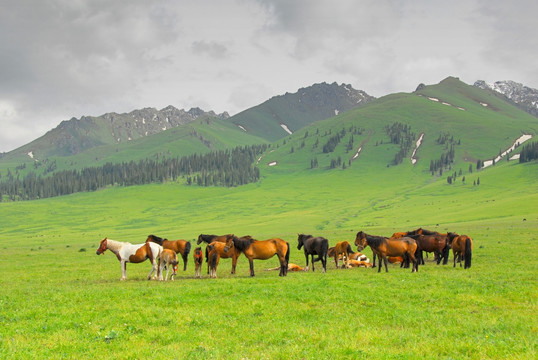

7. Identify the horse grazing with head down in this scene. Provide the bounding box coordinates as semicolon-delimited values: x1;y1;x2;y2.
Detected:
158;249;178;281
224;235;290;277
197;234;234;274
146;235;191;271
96;237;163;280
297;234;329;273
355;231;418;272
328;241;354;269
447;232;473;269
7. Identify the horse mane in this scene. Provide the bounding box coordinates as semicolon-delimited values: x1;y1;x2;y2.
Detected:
364;233;387;248
199;234;218;243
147;234;164;245
232;235;254;251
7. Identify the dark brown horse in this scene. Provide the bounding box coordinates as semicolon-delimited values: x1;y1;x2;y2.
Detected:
297;234;329;273
197;234;234;274
207;242;221;278
193;247;204;278
407;229;450;265
355;231;418;272
146;235;191;271
447;232;473;269
224;236;290;277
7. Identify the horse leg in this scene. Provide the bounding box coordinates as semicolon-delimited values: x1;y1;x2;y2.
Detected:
231;255;237;275
148;259;157;280
322;254;327;273
311;254;315;272
384;257;389;272
249;258;255;277
206;247;210;274
121;261;127;280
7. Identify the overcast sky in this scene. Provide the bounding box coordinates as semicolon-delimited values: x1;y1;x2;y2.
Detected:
1;0;536;152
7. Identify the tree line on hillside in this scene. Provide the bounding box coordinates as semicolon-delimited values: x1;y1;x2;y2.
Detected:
518;141;538;163
0;144;267;202
384;122;416;165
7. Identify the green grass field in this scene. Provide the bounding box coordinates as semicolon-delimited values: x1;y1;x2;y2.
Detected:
1;155;537;359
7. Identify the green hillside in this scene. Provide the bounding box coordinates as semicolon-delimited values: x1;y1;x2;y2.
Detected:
227;82;374;142
0;78;537;359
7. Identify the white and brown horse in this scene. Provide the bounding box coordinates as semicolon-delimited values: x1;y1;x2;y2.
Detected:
96;237;163;280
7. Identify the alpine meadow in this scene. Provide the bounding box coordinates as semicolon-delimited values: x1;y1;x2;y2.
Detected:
0;78;537;359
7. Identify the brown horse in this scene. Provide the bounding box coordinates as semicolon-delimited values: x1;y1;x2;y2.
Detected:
328;241;354;268
355;231;418;272
197;234;234;274
200;237;242;275
193;247;203;278
447;232;473;269
407;229;450;265
225;236;290;277
207;242;221;278
343;260;373;268
146;235;191;271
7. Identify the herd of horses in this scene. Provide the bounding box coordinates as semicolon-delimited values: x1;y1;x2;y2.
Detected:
95;228;473;280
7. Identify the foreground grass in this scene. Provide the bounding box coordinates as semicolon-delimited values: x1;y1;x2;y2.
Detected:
1;160;537;359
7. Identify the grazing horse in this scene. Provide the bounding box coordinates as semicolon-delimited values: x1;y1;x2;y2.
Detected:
197;234;234;274
207;243;220;278
193;247;204;278
158;249;178;281
407;229;450;265
355;231;418;273
447;232;473;269
96;237;162;280
146;235;191;271
266;263;306;272
328;241;354;268
297;234;329;273
224;236;290;277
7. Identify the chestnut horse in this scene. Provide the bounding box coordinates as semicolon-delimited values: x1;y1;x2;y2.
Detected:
297;234;329;273
96;237;163;280
201;237;242;275
447;232;473;269
224;236;290;277
158;249;178;281
193;247;204;278
146;235;191;271
355;231;418;272
266;263;306;272
328;241;354;268
197;234;234;274
207;242;220;278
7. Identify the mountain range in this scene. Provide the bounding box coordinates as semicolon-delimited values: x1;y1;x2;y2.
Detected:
0;76;536;201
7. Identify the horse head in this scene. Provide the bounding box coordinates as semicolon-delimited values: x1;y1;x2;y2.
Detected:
96;237;108;255
223;234;235;253
354;231;367;251
196;234;204;245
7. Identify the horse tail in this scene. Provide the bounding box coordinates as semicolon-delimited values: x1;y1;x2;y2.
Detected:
464;238;472;269
346;243;353;255
285;242;290;265
182;241;191;271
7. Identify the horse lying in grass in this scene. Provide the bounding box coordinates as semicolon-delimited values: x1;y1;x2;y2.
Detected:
342;260;373;268
158;249;178;281
355;231;418;273
328;241;354;269
265;263;306;272
146;235;191;271
297;234;329;273
193;247;203;278
96;237;163;280
224;235;290;277
447;232;473;269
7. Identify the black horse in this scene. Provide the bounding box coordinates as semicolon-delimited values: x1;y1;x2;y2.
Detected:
297;234;328;272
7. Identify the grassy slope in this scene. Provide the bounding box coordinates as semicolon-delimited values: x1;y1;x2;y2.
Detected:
0;117;268;176
0;79;537;358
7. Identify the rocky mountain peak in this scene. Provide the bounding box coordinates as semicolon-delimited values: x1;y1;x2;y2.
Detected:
474;80;538;117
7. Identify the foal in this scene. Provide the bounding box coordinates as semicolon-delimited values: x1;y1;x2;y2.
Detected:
193;247;204;278
158;249;179;281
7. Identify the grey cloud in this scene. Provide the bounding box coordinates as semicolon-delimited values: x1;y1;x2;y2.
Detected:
191;40;229;59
